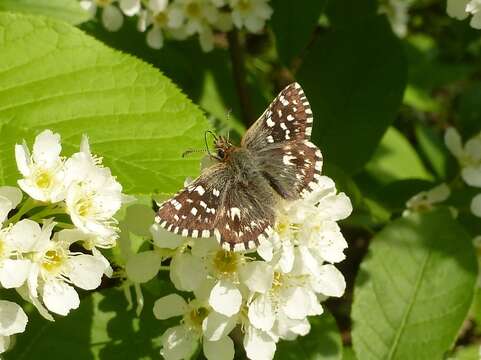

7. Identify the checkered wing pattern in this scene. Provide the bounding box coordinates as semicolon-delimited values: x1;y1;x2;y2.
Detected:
242;82;323;199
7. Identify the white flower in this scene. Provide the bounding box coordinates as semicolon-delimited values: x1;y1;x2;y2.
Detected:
447;0;481;29
154;294;235;360
404;183;451;215
243;324;276;360
169;237;250;316
472;193;481;218
0;186;22;226
64;135;123;240
445;128;481;187
119;0;141;16
173;0;231;51
15;130;66;203
23;223;106;316
0;300;28;354
379;0;412;37
80;0;124;31
230;0;272;33
138;0;186;49
259;176;352;274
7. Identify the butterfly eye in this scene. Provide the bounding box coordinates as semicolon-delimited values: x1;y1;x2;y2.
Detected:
217;148;225;159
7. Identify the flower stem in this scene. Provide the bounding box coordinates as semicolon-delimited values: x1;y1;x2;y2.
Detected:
29;205;66;221
227;28;254;127
5;197;38;225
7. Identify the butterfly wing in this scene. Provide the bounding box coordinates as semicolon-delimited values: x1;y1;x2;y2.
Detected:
155;164;229;239
213;174;275;251
242;82;313;150
242;82;323;199
155;161;275;251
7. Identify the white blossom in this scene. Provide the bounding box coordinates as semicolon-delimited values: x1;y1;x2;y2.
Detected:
259;176;352;274
22;223;106;317
230;0;272;33
404;183;451;215
447;0;481;28
15;130;66;203
154;294;235;360
80;0;124;31
0;300;28;354
64;135;123;241
138;0;187;49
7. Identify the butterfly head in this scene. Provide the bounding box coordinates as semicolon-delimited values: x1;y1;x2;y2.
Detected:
213;136;234;161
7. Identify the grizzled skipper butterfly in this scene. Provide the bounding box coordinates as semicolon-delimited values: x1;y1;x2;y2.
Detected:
155;83;323;251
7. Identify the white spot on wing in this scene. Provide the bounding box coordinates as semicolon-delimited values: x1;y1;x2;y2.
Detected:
192;230;199;238
266;117;275;127
230;207;241;220
190;207;198;215
195;186;205;195
182;229;189;237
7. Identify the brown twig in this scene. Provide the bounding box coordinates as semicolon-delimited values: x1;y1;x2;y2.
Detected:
227;29;255;127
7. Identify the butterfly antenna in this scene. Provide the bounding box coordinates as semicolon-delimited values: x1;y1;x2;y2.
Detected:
182;148;206;158
204;130;218;158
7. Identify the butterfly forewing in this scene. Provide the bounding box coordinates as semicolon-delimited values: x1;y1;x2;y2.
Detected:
242;82;313;150
155;165;228;239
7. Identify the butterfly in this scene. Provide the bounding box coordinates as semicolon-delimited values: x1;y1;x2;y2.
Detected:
155;83;323;251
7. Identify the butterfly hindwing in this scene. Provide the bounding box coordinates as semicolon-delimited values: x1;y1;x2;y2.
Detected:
214;176;275;251
256;140;323;199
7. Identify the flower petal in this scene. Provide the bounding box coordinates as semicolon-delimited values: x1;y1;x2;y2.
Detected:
147;27;164;49
67;254;105;290
243;326;276;360
471;193;481;218
248;294;275;332
0;300;28;336
7;219;43;252
42;280;80;316
160;325;198;360
32;130;62;168
202;311;237;341
203;336;235;360
102;4;124;31
125;250;161;283
120;0;140;16
15;142;31;177
151;224;184;249
447;0;470;19
0;259;31;289
0;186;22;209
239;261;273;294
153;294;187;320
209;279;242;317
462;165;481;187
445;127;465;158
0;335;10;354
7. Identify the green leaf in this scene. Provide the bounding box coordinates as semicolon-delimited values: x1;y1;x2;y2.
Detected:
270;0;327;66
352;209;477;360
414;123;451;180
0;13;209;195
275;311;342;360
326;0;377;28
6;284;177;360
458;83;481;138
0;0;90;25
297;15;407;174
364;127;433;185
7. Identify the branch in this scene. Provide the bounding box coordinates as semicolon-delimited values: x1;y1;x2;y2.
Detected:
227;29;255;127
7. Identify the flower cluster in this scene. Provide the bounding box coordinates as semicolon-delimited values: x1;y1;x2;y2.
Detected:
445;127;481;218
80;0;273;52
0;130;123;353
150;175;352;360
447;0;481;29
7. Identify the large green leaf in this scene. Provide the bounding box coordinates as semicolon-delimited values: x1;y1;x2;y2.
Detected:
270;0;327;66
0;13;209;195
275;311;342;360
0;0;89;24
351;209;477;360
5;283;177;359
297;15;406;174
364;127;433;185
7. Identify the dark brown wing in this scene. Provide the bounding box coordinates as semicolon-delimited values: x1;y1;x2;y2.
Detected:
241;82;313;151
241;82;323;200
155;164;229;239
213;175;275;252
155;162;275;252
256;140;323;199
